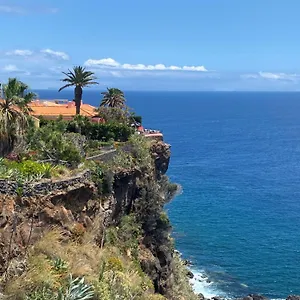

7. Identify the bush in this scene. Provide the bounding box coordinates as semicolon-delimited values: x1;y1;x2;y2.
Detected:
97;106;130;124
87;123;134;142
28;125;82;166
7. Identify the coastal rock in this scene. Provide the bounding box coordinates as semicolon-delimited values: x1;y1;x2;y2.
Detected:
150;141;171;178
183;259;193;266
242;294;268;300
198;293;205;300
186;270;194;279
287;296;300;300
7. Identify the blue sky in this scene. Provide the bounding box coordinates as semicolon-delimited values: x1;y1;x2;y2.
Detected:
1;0;300;90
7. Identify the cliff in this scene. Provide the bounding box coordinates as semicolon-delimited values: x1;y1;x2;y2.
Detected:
0;139;197;299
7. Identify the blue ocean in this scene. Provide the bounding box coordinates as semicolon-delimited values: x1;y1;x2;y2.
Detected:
35;90;300;299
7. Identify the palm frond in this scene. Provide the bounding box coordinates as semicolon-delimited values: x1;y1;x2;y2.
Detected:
58;84;74;92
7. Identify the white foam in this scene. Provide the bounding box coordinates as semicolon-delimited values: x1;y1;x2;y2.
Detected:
189;268;226;298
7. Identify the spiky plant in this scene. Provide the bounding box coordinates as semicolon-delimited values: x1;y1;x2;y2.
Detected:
58;275;94;300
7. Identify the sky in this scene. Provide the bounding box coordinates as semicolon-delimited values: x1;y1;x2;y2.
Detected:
1;0;300;91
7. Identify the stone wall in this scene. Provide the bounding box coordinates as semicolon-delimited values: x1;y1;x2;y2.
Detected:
86;149;117;162
0;170;91;197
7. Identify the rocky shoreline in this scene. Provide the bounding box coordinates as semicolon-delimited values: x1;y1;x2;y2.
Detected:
181;257;300;300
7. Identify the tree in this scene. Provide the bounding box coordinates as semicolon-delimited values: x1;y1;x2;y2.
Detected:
0;78;35;155
59;66;98;115
100;88;126;108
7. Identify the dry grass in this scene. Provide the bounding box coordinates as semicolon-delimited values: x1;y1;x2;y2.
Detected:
4;228;158;300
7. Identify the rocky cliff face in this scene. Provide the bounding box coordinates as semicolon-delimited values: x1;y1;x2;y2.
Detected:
0;140;176;297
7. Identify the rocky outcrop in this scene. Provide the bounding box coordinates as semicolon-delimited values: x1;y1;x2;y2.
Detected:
0;175;98;276
151;141;171;178
0;141;174;296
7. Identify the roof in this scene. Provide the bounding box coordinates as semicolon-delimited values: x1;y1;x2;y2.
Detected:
28;100;97;118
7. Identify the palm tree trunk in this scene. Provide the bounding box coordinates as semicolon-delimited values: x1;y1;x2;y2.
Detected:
74;86;83;115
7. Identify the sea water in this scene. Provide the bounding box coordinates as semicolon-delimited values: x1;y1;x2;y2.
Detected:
35;90;300;299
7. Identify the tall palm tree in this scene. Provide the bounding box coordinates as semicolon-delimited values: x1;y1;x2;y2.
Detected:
0;78;35;155
59;66;98;115
100;88;126;108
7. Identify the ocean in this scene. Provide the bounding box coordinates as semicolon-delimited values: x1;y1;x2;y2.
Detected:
35;90;300;299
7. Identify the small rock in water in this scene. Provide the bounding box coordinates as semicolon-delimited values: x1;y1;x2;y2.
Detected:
212;296;222;300
186;270;194;279
198;293;205;300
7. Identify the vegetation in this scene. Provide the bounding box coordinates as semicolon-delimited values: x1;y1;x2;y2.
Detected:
0;78;35;156
59;66;98;115
0;158;66;182
100;87;126;108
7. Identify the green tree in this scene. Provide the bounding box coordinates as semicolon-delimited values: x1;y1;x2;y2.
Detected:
0;78;35;155
100;88;126;108
59;66;98;115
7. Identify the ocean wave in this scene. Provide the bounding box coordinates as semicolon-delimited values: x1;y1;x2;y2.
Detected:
189;267;228;299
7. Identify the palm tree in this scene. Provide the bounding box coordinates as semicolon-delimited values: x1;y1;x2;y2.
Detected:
100;88;126;108
0;78;35;155
59;66;98;115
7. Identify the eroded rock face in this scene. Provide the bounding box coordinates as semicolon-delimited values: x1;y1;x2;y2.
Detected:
150;141;171;178
0;178;98;276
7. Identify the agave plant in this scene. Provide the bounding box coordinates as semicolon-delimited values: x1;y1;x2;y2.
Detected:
58;275;94;300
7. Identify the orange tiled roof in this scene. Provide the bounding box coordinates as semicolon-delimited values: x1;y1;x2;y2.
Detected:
28;100;97;118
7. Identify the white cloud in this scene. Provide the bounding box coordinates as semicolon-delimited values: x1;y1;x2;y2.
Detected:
0;5;25;14
3;64;19;72
41;49;69;60
6;49;33;57
84;57;208;72
86;58;120;67
0;4;58;14
241;72;300;81
258;72;298;81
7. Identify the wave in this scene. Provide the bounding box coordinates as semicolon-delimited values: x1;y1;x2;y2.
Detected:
189;267;228;299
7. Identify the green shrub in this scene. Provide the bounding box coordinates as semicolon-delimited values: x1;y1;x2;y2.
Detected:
28;125;82;166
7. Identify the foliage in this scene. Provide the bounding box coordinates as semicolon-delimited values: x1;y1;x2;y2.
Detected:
167;254;199;300
100;88;126;108
84;122;134;142
28;124;82;166
59;66;98;115
105;215;141;259
0;158;59;181
38;116;134;143
5;230;159;300
109;134;153;172
0;78;35;156
97;106;130;124
52;258;68;274
130;111;142;124
58;275;94;300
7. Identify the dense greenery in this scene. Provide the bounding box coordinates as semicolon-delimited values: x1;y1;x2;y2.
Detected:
59;66;98;115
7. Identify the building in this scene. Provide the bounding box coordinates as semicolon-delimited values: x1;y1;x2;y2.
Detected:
28;99;99;121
